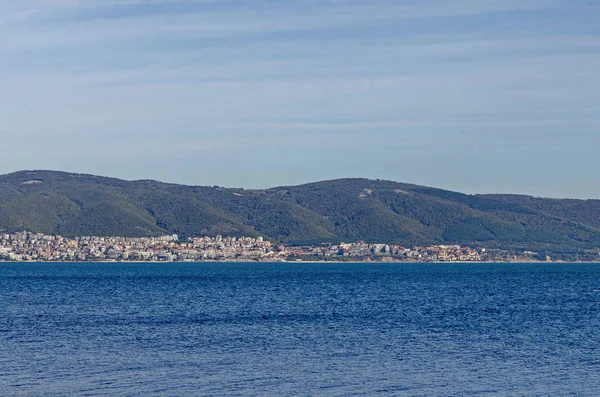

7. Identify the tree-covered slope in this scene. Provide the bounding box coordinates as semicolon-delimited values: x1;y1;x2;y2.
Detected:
0;170;599;251
268;178;600;250
479;194;600;230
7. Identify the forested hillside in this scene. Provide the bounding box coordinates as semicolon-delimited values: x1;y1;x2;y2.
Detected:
1;170;599;252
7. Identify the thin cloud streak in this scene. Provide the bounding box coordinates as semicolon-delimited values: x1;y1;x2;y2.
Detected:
0;0;598;197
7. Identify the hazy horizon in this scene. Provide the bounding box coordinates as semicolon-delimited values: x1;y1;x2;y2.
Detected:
1;1;598;198
3;168;598;200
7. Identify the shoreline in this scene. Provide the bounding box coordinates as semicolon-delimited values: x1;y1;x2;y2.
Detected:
1;260;599;264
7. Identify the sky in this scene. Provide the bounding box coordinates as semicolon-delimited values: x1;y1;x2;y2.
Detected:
0;0;599;198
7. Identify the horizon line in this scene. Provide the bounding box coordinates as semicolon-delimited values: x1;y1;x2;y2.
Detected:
1;168;595;201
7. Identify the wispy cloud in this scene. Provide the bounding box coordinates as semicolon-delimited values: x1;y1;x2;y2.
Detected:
0;0;599;196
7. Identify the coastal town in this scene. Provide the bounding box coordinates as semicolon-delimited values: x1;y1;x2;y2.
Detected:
0;231;581;263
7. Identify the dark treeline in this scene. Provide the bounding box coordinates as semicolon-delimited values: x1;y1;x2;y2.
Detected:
1;170;600;254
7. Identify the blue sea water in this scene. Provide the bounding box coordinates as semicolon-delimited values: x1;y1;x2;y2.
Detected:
1;263;600;396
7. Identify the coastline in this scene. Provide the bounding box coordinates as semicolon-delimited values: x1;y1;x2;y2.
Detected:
1;259;598;264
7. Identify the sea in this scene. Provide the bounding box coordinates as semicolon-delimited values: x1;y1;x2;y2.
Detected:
1;262;599;397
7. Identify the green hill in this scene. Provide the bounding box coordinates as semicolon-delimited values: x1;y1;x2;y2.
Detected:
1;170;599;252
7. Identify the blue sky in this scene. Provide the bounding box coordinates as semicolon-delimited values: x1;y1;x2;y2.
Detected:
0;0;599;197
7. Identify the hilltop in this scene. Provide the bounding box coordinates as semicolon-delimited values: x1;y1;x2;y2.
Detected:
1;170;599;253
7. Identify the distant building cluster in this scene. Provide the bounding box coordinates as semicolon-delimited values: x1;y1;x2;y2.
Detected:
0;232;273;262
0;231;488;262
0;231;571;262
285;242;483;262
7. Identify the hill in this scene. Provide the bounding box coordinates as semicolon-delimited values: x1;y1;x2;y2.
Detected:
1;170;599;252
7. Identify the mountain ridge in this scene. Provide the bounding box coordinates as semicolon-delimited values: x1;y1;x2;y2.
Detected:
1;170;599;253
